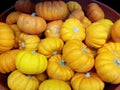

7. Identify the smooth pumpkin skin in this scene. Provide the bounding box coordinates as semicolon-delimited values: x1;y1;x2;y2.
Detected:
7;70;39;90
71;72;105;90
39;79;71;90
62;39;94;72
0;49;19;74
18;33;40;51
111;19;120;42
44;20;63;38
6;11;22;25
35;1;68;21
0;22;15;53
60;18;85;42
17;13;47;35
47;54;74;81
95;42;120;84
38;37;64;58
85;22;108;49
15;50;48;74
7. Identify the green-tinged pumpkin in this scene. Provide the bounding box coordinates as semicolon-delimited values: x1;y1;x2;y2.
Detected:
0;49;19;73
47;54;74;81
63;39;94;72
15;50;47;74
39;79;71;90
95;42;120;84
7;70;39;90
71;72;105;90
38;37;64;58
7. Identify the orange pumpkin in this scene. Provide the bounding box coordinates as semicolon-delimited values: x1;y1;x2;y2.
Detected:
95;42;120;84
0;49;19;74
6;11;22;25
44;20;63;38
17;13;47;35
0;22;15;53
47;54;74;81
63;40;94;72
35;1;68;21
111;19;120;42
71;72;105;90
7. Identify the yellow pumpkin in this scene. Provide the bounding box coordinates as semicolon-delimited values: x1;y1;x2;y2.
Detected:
7;70;39;90
60;18;85;42
18;33;40;51
0;22;15;53
85;22;109;49
47;54;74;81
63;39;94;72
15;50;47;74
0;49;19;73
38;37;64;58
71;72;105;90
95;42;120;84
39;79;71;90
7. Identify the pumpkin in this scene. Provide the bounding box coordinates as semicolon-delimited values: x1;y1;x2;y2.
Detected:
39;79;71;90
47;54;74;81
62;39;94;72
68;9;85;21
35;1;68;21
9;24;22;48
38;37;64;58
60;18;85;42
44;20;63;38
35;72;48;83
18;33;40;51
66;1;82;12
86;3;105;22
85;22;109;49
111;19;120;42
0;49;19;74
15;0;35;14
17;13;47;35
7;70;39;90
6;11;22;25
71;72;105;90
15;50;48;74
0;22;15;53
95;42;120;84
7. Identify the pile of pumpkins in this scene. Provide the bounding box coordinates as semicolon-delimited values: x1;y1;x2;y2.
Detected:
0;0;120;90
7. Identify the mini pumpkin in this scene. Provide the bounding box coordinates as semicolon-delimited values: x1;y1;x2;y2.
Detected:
62;39;94;72
35;1;68;21
39;79;71;90
71;72;105;90
0;49;19;74
95;42;120;84
60;18;85;42
47;54;74;81
7;70;39;90
86;3;105;22
0;22;15;53
111;19;120;42
15;50;48;74
17;13;47;35
38;37;64;58
18;33;40;51
44;20;63;38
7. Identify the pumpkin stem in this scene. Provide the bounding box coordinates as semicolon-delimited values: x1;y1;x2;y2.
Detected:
31;12;36;16
56;29;60;33
85;72;91;78
114;59;120;66
52;51;58;55
60;59;66;66
82;49;87;54
28;75;32;79
21;42;25;48
31;50;36;54
73;27;79;33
